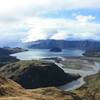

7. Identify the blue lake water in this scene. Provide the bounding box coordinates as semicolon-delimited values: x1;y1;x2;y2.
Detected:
11;49;84;60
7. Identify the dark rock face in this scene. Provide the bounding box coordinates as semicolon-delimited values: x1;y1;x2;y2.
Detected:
50;47;62;52
0;60;80;89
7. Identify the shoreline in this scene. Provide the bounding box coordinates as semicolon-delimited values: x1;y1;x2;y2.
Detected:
57;59;100;91
42;56;100;91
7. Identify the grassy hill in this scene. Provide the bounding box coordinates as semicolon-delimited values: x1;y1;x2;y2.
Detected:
0;60;80;89
0;71;100;100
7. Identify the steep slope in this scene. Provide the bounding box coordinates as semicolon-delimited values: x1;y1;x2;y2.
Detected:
0;75;26;97
0;75;81;100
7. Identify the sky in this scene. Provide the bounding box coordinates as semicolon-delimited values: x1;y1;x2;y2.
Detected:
0;0;100;46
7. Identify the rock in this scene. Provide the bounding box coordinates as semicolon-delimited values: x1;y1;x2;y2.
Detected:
0;60;80;89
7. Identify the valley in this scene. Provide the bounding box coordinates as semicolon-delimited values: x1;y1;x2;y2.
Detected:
0;47;100;100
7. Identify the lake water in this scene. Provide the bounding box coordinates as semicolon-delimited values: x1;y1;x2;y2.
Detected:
11;49;84;60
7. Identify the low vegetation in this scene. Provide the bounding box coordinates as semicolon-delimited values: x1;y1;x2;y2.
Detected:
73;71;100;100
60;58;94;70
0;71;100;100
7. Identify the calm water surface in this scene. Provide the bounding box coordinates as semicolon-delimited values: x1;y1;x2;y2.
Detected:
11;49;84;60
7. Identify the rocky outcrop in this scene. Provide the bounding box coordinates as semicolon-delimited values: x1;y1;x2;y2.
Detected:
0;60;80;89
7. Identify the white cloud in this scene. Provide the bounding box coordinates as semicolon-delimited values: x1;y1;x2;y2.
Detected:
50;31;69;40
22;16;100;42
0;0;99;19
75;15;95;23
23;29;48;42
0;0;100;45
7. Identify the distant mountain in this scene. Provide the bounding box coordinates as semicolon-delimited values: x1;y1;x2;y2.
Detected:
25;39;100;50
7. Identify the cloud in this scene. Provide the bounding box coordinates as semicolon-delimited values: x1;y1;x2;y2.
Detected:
22;15;100;42
50;31;69;40
0;0;100;46
0;0;99;20
22;29;48;42
75;15;95;23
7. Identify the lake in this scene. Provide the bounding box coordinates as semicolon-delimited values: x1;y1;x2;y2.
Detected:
11;49;84;60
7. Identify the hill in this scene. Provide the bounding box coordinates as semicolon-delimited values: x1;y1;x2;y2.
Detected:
0;70;100;100
0;75;81;100
0;60;80;89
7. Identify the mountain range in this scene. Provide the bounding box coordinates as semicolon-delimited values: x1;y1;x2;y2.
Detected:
25;39;100;50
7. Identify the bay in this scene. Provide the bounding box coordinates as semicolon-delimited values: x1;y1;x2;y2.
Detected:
11;49;84;60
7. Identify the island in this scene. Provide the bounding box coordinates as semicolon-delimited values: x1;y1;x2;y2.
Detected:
50;47;62;52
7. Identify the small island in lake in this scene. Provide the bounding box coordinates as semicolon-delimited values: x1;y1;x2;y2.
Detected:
50;47;62;52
